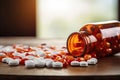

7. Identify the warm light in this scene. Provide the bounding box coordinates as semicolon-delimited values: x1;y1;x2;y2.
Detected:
36;0;117;38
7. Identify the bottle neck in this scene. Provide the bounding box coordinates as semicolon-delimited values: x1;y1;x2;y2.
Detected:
67;31;91;57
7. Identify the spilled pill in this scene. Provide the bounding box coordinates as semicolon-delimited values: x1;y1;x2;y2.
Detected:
90;58;98;63
0;53;6;56
87;58;98;64
2;58;7;63
80;61;88;67
46;59;54;68
35;60;46;68
52;62;63;68
0;44;99;69
6;58;14;64
70;61;80;67
36;51;45;57
45;59;53;62
25;60;35;68
8;59;19;66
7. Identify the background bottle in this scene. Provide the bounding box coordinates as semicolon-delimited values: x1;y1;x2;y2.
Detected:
67;20;120;58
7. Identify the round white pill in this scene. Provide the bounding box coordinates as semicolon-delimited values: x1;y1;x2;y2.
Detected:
90;58;98;63
8;59;19;66
25;60;35;68
2;58;8;63
15;58;21;62
13;52;19;56
70;61;80;67
87;58;98;64
2;46;14;53
46;60;53;68
25;55;35;60
45;59;53;62
18;53;26;58
35;60;46;68
0;53;6;56
52;62;63;68
36;51;45;57
80;61;88;67
6;58;14;64
37;57;44;60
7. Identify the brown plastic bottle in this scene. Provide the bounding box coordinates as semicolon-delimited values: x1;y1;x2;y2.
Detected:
67;20;120;58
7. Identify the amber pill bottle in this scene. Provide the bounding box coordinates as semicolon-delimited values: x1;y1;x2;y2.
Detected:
67;21;120;58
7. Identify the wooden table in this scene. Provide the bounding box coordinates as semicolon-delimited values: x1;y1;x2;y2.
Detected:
0;37;120;80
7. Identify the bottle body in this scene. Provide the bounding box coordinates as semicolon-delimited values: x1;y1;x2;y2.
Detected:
67;21;120;58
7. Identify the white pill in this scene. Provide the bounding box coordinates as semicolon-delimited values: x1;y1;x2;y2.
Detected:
13;52;21;56
46;60;54;68
80;61;88;67
0;53;6;56
15;58;21;62
70;61;80;67
33;59;38;63
35;60;46;68
13;52;19;56
27;51;35;55
45;59;53;62
6;58;14;64
25;55;35;60
38;57;44;60
52;62;63;68
8;59;19;66
18;53;26;58
30;47;39;51
2;58;7;63
25;60;35;68
2;46;14;52
90;58;98;63
52;51;59;54
87;58;98;64
33;57;44;62
36;51;45;57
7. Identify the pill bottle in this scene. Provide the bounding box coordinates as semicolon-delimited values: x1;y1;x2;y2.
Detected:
67;20;120;58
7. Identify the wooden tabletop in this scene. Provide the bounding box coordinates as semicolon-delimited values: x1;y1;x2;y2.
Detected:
0;37;120;80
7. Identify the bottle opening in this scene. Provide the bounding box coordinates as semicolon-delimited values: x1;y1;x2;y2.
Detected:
67;32;86;57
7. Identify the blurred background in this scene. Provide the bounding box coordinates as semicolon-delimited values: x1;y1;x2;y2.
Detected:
0;0;119;38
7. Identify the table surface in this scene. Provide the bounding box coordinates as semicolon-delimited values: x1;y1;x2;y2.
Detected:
0;37;120;77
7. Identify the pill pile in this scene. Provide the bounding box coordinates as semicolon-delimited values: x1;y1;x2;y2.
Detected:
0;44;98;68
